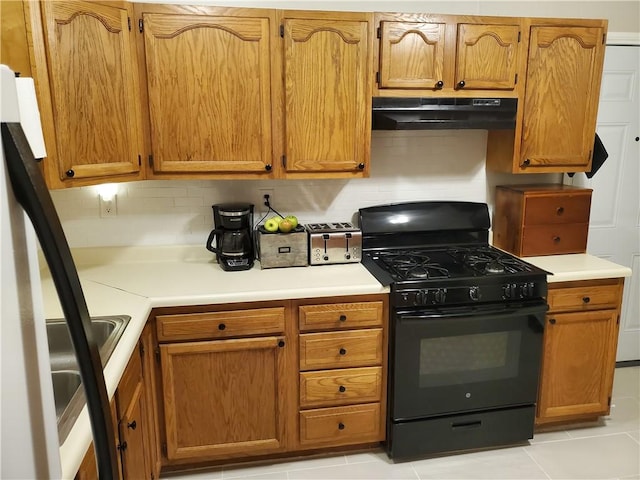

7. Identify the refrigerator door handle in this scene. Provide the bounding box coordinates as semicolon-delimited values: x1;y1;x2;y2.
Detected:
1;122;119;480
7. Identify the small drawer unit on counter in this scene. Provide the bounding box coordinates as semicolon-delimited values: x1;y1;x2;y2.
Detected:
493;184;592;256
294;295;388;449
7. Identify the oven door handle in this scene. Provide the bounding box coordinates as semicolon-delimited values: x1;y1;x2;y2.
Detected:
398;301;548;324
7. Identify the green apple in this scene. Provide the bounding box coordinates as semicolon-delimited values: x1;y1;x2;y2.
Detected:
278;219;294;233
264;217;279;233
284;215;298;229
272;216;284;225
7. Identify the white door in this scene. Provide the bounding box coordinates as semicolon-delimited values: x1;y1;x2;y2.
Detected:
565;44;640;362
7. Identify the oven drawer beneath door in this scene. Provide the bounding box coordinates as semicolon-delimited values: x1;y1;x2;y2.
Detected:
387;405;536;459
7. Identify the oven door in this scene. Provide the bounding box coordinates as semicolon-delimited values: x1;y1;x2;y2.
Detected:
391;300;546;421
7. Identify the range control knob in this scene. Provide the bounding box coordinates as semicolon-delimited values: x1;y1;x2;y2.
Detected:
433;288;447;304
414;290;428;305
503;283;517;299
520;282;534;298
469;286;481;301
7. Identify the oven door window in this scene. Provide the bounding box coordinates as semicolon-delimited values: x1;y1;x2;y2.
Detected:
419;330;521;388
392;302;545;421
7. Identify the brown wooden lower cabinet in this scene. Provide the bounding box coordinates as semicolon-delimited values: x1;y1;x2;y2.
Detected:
76;331;157;480
150;295;387;468
536;278;624;426
159;336;289;461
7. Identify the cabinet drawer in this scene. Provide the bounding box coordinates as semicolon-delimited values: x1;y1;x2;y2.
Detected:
299;403;381;446
299;329;383;371
299;301;383;331
300;367;382;408
156;308;285;342
523;194;591;225
521;224;588;256
547;283;621;312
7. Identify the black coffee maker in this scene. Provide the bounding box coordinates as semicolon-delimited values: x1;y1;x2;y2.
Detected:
206;203;255;271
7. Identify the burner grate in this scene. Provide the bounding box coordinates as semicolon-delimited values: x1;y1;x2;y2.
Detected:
373;250;449;280
447;246;534;275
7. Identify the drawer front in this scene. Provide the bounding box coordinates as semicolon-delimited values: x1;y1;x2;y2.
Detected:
299;329;383;371
299;403;382;445
156;307;285;342
523;194;591;225
521;224;588;256
300;367;382;408
299;301;383;331
547;284;621;312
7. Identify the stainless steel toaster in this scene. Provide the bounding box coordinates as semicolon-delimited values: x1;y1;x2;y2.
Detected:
307;223;362;265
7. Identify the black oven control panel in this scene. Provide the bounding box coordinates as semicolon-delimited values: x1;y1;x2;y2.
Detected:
393;280;545;307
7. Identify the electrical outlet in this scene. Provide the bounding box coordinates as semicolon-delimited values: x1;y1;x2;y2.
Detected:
99;195;117;218
258;188;274;217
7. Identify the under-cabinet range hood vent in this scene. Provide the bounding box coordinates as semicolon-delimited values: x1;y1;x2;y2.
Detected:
372;97;517;130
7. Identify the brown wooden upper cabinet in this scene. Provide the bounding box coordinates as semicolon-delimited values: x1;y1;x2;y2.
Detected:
30;0;145;188
138;5;279;178
487;19;607;173
375;14;523;96
281;11;373;178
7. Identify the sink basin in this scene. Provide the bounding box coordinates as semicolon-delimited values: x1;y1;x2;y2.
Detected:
51;370;82;419
46;315;130;442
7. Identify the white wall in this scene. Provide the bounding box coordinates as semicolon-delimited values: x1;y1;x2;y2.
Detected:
51;131;559;247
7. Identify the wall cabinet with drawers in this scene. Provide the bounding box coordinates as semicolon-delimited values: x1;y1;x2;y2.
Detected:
149;294;388;468
536;278;624;426
493;184;593;257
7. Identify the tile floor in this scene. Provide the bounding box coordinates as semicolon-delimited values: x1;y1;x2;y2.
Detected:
163;366;640;480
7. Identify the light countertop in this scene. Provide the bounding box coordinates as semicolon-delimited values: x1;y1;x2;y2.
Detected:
523;253;632;283
40;245;631;478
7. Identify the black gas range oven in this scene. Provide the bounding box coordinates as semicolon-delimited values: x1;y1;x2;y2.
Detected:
359;201;549;460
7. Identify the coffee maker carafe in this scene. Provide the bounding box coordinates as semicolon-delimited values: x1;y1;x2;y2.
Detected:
206;203;255;271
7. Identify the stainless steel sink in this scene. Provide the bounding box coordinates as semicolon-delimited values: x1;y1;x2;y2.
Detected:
47;315;130;442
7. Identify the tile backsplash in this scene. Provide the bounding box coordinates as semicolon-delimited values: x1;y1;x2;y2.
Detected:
51;130;560;248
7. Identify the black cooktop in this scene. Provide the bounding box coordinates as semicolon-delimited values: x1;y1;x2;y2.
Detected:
358;202;549;306
367;245;537;282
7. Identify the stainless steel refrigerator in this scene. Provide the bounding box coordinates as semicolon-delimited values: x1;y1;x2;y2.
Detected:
1;64;118;479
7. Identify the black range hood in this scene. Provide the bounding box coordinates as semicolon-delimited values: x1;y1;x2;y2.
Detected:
372;97;517;130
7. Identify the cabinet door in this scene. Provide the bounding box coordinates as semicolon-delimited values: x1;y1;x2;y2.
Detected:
537;309;618;423
520;26;605;170
160;336;287;461
118;382;151;480
142;12;276;175
455;24;520;90
378;21;446;89
283;16;371;175
41;1;143;183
